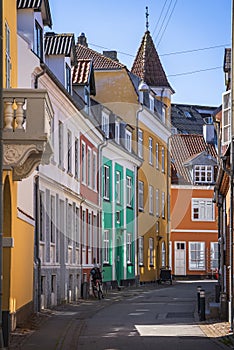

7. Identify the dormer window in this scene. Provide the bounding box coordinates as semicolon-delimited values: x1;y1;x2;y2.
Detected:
34;21;43;59
102;112;109;138
162;106;166;124
115;121;120;144
65;63;71;94
194;165;213;184
125;129;132;152
149;95;154;111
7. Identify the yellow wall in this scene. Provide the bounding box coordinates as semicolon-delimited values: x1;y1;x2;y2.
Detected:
3;0;18;88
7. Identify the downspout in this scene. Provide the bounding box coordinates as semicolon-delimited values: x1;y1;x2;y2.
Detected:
34;63;46;89
34;175;41;312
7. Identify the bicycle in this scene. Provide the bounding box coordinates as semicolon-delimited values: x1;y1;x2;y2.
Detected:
92;278;104;300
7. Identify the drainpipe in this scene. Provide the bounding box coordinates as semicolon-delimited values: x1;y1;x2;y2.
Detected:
0;1;4;348
34;63;46;89
34;176;41;312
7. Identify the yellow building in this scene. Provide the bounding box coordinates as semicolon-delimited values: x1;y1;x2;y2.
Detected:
131;29;174;282
1;1;53;345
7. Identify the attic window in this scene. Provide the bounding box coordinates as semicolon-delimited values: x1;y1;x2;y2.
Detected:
184;111;192;119
194;165;213;184
65;64;71;94
34;21;43;60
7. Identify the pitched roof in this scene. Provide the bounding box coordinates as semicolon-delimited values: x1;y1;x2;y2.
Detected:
17;0;52;28
72;59;96;95
171;104;217;135
131;30;173;91
170;134;217;184
76;44;125;70
44;33;76;58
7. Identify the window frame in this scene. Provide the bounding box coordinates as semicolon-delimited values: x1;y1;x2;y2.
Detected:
149;237;154;266
126;176;132;207
161;147;165;173
103;165;110;200
126;233;132;264
34;20;43;59
189;242;205;271
125;129;132;152
138;237;144;266
138;181;144;211
192;198;214;221
81;141;86;184
149;185;153;214
116;171;121;204
194;165;213;184
138;129;143;158
103;230;110;263
149;137;153;165
5;21;10;88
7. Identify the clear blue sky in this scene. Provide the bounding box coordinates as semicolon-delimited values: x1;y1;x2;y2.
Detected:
49;0;231;107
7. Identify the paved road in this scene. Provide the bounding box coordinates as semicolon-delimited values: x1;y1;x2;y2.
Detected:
18;281;228;350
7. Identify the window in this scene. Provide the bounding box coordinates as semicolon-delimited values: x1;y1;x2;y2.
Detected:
115;122;120;144
65;63;71;93
88;213;92;250
126;176;132;207
39;191;45;241
103;230;109;263
116;171;121;203
93;216;97;259
138;181;144;211
51;196;56;243
156;189;159;217
161;241;166;267
162;192;165;218
82;210;86;249
75;207;80;249
162;106;166;124
125;130;132;152
210;242;219;270
222;90;231;145
81;141;86;183
127;233;132;263
161;147;165;173
102;112;109;138
149;185;153;214
149;238;154;266
103;165;110;200
189;242;205;270
149;95;154;111
87;147;92;187
138;129;143;158
116;211;120;223
194;165;213;184
156;221;159;234
149;137;153;165
156;143;159;169
67;203;72;245
93;152;97;190
5;22;10;88
75;138;79;179
67;130;72;173
192;198;214;221
35;20;43;59
58;121;64;167
138;237;144;266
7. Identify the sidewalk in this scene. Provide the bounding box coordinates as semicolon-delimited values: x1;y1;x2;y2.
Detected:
8;282;234;349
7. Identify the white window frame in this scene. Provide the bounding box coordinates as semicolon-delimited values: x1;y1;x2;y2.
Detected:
189;242;205;271
149;137;153;165
82;210;86;250
156;143;159;169
39;191;45;242
149;95;154;111
162;192;165;218
210;242;219;270
50;195;56;244
93;152;97;191
75;207;80;250
87;147;92;188
116;171;121;204
194;165;213;184
126;176;132;207
102;111;109;138
103;230;109;263
138;181;144;211
222;90;231;145
5;22;10;88
74;137;79;179
149;185;153;214
138;237;144;265
127;233;132;263
161;241;166;267
125;129;132;152
65;63;71;94
192;198;214;221
156;189;159;217
81;141;86;184
67;130;72;173
115;121;120;144
162;106;166;124
149;238;154;266
103;165;110;200
161;147;165;173
138;129;143;158
88;213;92;251
58;121;64;167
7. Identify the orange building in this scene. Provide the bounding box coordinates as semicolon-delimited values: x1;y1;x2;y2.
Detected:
170;134;218;278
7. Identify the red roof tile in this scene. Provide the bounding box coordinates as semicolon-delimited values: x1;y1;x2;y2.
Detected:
72;59;92;85
76;44;125;70
131;31;173;91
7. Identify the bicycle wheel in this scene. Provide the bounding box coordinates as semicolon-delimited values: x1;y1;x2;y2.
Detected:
98;283;104;300
92;283;98;298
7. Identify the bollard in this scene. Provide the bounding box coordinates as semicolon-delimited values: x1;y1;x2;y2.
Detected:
199;289;206;321
197;286;202;313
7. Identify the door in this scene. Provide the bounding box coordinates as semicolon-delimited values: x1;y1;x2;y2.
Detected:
174;242;186;275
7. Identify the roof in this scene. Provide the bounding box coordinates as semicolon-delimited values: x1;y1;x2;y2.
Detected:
171;104;217;135
44;33;76;62
72;59;96;95
170;134;217;185
131;30;173;91
76;44;125;70
17;0;52;28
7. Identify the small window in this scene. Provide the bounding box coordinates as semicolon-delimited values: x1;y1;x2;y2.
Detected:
34;20;43;59
81;141;86;183
87;147;92;187
138;181;144;211
102;112;109;138
192;198;214;221
116;171;121;203
189;242;205;270
103;165;110;200
58;121;64;168
65;63;71;93
149;238;154;266
138;237;144;266
115;122;120;144
138;129;143;158
125;130;132;152
156;143;159;169
222;90;231;145
194;165;213;184
127;233;132;263
67;130;72;174
126;176;132;207
161;147;165;173
116;211;120;223
75;138;79;179
149;137;153;165
93;152;97;191
104;230;109;263
149;185;153;214
5;22;11;88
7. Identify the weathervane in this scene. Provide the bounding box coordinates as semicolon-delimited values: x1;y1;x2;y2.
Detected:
146;6;149;31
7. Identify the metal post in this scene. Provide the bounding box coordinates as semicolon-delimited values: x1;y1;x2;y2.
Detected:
197;286;201;314
0;0;4;348
199;289;206;321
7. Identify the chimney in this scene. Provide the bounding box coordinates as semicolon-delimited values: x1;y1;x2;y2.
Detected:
103;50;118;62
77;32;88;47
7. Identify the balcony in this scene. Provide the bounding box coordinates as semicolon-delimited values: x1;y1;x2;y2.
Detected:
3;89;54;180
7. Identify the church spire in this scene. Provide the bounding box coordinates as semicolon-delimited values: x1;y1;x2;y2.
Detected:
145;6;149;31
